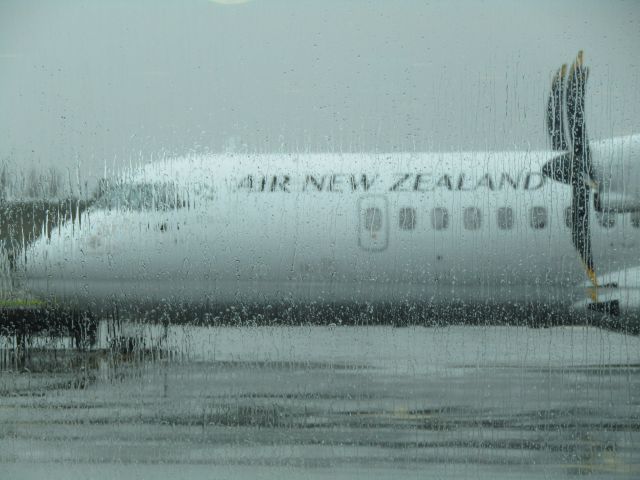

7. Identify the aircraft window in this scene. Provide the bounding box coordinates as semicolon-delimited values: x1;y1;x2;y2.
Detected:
632;211;640;229
431;207;449;230
530;206;547;229
496;207;513;230
364;207;382;232
564;207;572;229
399;207;416;230
94;182;186;211
597;211;616;229
463;207;482;230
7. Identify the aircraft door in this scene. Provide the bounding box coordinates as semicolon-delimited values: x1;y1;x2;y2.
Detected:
358;195;388;251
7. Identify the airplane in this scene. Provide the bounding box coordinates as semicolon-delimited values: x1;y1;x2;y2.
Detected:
4;52;640;342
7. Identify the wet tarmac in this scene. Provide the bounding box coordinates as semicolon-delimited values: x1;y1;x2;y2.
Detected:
1;325;640;479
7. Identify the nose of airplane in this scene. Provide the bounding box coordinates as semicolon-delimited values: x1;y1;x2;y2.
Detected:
20;216;90;303
19;209;165;308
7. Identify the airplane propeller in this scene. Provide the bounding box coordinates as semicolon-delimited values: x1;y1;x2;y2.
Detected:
546;63;568;152
542;51;600;302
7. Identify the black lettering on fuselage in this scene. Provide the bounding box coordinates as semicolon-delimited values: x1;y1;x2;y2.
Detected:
350;174;377;192
235;170;541;193
499;173;518;190
329;174;346;192
435;174;453;190
304;175;326;191
236;175;254;191
389;173;412;191
413;174;434;192
457;173;474;191
475;173;495;191
524;172;545;190
270;175;290;192
237;175;290;192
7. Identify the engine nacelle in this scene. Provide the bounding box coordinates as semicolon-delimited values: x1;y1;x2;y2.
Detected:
591;134;640;213
573;266;640;333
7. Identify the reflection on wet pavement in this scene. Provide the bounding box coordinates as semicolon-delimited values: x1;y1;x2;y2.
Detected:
1;325;639;479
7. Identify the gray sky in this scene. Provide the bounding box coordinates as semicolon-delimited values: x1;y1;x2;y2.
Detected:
1;0;639;191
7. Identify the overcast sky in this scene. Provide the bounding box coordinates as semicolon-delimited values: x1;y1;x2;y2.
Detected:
0;0;639;191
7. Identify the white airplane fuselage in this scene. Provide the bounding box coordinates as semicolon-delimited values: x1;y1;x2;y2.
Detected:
20;142;640;320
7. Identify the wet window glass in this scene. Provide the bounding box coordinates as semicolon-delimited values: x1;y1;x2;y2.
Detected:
364;207;382;232
497;207;514;230
597;211;616;229
431;207;449;230
530;206;547;229
463;207;482;230
399;207;416;230
564;206;573;229
1;2;639;479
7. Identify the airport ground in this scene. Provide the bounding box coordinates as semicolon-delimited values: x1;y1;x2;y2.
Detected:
1;323;639;479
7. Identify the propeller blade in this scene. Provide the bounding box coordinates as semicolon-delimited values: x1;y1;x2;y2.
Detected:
541;152;572;184
543;52;599;300
566;50;595;182
546;64;568;151
570;181;597;300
